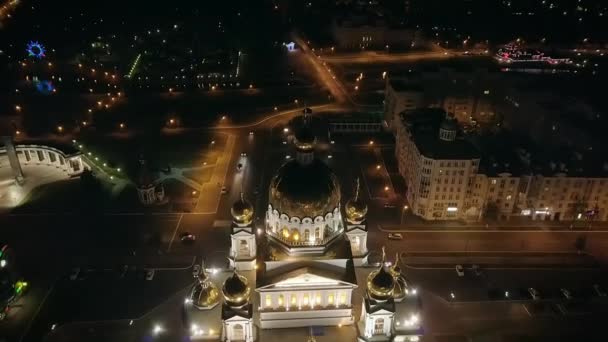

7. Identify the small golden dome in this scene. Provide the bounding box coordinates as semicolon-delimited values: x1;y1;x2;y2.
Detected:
390;253;410;300
366;248;395;300
222;270;250;307
190;269;220;309
231;193;254;225
345;178;367;224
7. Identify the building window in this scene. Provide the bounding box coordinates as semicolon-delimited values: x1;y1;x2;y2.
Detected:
291;294;297;306
315;293;321;305
328;293;335;305
278;294;284;307
303;294;309;306
265;294;272;308
374;318;385;335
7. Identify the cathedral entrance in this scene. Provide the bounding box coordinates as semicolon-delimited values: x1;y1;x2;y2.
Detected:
232;324;244;340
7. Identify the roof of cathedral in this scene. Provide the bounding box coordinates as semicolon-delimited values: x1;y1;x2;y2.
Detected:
221;303;253;320
256;259;357;289
262;234;353;261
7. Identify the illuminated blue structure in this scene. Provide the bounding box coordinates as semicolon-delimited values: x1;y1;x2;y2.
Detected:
35;80;55;95
26;41;46;59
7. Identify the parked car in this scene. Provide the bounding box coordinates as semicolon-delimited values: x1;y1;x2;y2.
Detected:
145;269;155;281
192;264;201;278
561;288;573;300
69;267;80;280
240;152;247;157
455;265;465;277
528;287;541;300
221;187;228;194
180;232;196;242
593;284;607;297
388;233;403;240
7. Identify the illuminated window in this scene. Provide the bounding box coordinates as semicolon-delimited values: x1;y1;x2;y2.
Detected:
265;294;272;307
315;293;321;305
304;229;310;241
339;293;346;305
303;294;309;305
328;294;334;305
291;294;297;306
281;228;289;238
278;294;284;307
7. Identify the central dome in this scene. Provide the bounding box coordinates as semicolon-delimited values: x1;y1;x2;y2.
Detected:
269;158;341;218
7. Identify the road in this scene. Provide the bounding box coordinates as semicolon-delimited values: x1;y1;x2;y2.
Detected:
291;33;350;104
321;50;453;64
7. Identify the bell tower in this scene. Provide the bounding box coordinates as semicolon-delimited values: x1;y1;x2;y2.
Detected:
344;178;369;266
229;193;257;271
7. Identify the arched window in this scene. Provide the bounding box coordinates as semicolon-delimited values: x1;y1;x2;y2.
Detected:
290;228;300;241
281;227;290;238
278;294;284;307
265;294;272;308
233;324;244;340
304;229;310;241
374;318;384;335
315;227;320;240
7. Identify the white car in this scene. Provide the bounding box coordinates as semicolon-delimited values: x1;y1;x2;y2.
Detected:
145;269;155;281
560;288;572;300
388;233;403;240
455;265;465;277
528;287;541;300
69;267;81;280
240;152;247;157
192;264;201;278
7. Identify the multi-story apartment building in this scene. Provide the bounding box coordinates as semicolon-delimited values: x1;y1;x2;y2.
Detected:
394;108;481;220
393;107;608;222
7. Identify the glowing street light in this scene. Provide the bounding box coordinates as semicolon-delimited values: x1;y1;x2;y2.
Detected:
153;324;164;336
376;165;381;170
15;105;21;112
283;127;289;133
119;123;125;129
384;186;389;191
369;140;374;145
57;125;63;133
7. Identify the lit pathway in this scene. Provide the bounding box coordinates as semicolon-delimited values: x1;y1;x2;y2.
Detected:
194;133;236;213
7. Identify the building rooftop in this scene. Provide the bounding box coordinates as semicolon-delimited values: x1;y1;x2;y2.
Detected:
400;108;480;160
389;79;424;93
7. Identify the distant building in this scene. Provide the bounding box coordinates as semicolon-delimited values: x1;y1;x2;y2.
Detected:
384;70;501;130
331;3;419;50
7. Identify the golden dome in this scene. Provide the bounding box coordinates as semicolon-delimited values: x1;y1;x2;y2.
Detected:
269;158;340;218
231;193;254;225
345;178;367;224
222;270;250;307
190;268;220;309
366;248;395;301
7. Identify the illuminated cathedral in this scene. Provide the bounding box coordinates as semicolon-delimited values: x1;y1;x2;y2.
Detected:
185;111;422;341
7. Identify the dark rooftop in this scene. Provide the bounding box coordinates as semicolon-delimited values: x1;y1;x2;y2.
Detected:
400;108;480;160
389;79;424;92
